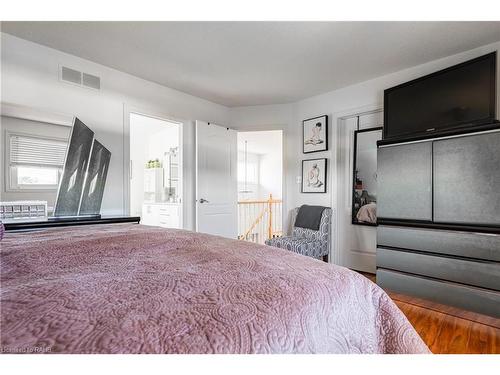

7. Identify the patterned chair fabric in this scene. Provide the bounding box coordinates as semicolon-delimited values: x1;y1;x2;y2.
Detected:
265;206;332;259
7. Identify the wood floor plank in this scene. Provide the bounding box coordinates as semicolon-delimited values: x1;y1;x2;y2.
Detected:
356;271;500;354
394;295;500;353
467;322;500;354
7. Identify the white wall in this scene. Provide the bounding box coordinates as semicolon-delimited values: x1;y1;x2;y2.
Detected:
229;40;500;271
1;33;229;229
259;152;282;199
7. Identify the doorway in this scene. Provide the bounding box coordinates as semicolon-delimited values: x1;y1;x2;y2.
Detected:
337;108;383;272
237;130;283;244
129;112;182;228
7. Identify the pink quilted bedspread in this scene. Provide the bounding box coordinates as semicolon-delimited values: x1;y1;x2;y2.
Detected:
0;224;429;354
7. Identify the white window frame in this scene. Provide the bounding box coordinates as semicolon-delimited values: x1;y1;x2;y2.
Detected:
5;130;67;192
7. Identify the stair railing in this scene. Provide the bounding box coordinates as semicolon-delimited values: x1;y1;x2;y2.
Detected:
238;194;282;244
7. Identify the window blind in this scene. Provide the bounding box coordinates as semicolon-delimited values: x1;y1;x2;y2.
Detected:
10;134;68;167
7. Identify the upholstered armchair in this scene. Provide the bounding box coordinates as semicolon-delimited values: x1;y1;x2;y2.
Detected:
265;206;332;262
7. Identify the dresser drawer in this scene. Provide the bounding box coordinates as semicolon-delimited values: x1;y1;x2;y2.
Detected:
159;205;178;214
378;226;500;262
142;204;180;228
377;269;500;318
377;247;500;291
141;204;160;225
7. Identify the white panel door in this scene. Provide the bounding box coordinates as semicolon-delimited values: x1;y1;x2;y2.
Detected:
196;121;237;238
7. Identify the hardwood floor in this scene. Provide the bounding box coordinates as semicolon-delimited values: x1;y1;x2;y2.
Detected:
358;272;500;354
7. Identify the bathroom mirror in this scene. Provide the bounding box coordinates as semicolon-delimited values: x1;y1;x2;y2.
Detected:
352;127;383;226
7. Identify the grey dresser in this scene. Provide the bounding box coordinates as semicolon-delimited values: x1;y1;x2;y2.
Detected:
376;130;500;318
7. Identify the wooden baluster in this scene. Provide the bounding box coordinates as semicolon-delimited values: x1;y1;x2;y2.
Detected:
268;194;272;240
255;203;258;242
260;207;263;243
264;204;267;243
273;202;276;237
255;204;257;243
277;201;280;236
276;202;278;237
280;202;282;236
273;201;277;238
265;203;268;243
262;202;265;243
258;204;261;243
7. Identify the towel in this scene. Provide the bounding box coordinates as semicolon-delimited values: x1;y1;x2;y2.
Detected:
295;205;327;230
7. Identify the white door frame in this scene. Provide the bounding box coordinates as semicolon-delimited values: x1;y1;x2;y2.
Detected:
333;103;383;271
235;127;287;235
123;104;185;228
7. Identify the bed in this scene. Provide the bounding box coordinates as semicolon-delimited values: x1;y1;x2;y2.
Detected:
0;224;429;354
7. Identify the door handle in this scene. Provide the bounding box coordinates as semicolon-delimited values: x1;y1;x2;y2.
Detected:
199;198;209;204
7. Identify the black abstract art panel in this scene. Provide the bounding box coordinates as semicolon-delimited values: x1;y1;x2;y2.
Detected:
54;118;94;217
79;140;111;216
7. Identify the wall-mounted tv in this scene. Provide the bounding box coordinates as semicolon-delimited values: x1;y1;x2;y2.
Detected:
384;52;497;141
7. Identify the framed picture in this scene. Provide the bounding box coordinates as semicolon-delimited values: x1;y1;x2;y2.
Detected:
303;115;328;153
301;158;327;193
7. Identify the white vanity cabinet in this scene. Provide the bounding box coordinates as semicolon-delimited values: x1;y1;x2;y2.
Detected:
141;203;181;229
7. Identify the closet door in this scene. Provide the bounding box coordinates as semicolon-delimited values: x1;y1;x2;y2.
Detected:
433;131;500;226
377;142;433;221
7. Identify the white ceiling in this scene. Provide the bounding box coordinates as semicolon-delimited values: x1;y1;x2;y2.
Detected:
2;22;500;107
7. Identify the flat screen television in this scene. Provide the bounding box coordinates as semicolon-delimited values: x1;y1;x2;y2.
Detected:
384;52;497;140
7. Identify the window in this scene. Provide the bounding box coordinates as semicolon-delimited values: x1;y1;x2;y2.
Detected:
7;133;68;191
16;166;60;185
237;160;258;184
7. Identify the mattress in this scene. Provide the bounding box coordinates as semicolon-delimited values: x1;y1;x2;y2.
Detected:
0;224;429;354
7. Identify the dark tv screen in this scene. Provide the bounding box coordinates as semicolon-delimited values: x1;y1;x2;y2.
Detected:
384;52;496;140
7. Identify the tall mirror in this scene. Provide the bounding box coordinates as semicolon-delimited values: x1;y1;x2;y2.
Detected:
0;103;72;221
1;103;111;222
352;127;383;226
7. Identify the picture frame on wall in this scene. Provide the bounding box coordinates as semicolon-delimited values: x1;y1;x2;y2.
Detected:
301;158;327;193
303;115;328;153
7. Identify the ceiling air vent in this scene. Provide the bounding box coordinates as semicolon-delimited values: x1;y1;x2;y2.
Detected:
82;73;100;90
61;66;82;85
60;66;100;90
